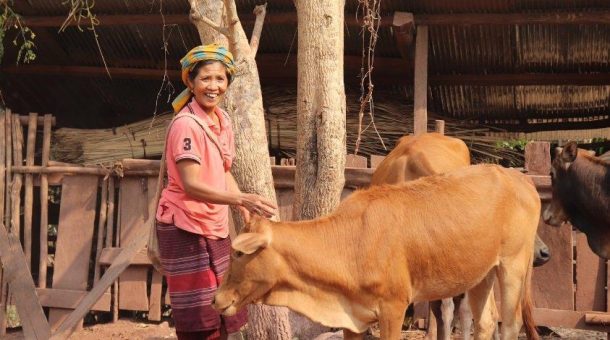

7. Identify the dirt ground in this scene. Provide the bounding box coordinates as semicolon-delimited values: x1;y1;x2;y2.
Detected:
3;319;608;340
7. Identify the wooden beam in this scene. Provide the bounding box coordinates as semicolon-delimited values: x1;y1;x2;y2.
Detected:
413;25;428;135
98;247;151;266
20;11;610;28
429;73;610;86
4;62;610;86
36;288;111;311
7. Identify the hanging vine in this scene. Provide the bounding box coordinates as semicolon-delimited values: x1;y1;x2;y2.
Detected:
60;0;110;78
0;0;36;64
354;0;385;155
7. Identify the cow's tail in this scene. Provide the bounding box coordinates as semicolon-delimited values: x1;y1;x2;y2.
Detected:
521;259;539;340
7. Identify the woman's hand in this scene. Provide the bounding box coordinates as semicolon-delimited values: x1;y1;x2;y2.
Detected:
238;193;277;218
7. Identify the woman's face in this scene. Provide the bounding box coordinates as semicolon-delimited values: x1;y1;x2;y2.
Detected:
188;61;229;114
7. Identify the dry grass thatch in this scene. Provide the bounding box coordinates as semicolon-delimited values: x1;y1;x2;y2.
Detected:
51;87;523;166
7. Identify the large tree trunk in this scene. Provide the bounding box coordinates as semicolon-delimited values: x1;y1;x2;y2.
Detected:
291;0;347;338
293;0;346;220
189;1;292;339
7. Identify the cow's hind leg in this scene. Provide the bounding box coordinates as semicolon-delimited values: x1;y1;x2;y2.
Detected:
343;329;365;340
497;257;530;340
467;270;497;340
379;301;408;340
456;293;473;340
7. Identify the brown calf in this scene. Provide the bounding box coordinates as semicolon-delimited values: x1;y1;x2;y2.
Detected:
543;141;610;258
214;165;540;339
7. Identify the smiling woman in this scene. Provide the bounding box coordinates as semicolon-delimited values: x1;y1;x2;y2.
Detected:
155;44;277;340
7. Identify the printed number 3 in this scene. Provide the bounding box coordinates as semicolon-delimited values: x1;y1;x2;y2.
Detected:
183;138;192;151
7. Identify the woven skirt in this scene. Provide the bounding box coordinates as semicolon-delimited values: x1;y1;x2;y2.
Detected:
156;221;247;333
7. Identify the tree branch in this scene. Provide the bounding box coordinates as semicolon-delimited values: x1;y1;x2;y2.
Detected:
249;3;267;57
188;0;231;38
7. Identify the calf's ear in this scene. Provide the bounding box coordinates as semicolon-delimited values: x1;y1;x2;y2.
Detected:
232;232;270;254
561;141;578;163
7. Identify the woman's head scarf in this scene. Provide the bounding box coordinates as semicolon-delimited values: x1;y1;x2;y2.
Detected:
172;44;236;113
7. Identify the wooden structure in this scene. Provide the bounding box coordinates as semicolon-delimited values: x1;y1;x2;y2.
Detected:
0;112;609;338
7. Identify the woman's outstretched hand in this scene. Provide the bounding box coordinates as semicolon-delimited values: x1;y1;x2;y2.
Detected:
239;193;277;219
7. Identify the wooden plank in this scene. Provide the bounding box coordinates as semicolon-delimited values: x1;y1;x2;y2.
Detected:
533;308;610;333
525;142;551;175
531;220;574;310
48;175;99;332
39;114;53;288
118;177;157;311
0;111;7;336
49;222;151;340
99;247;151;266
575;232;606;312
413;25;428;135
370;155;385;169
37;288;111;311
345;154;367;168
0;223;51;339
23;112;37;267
105;177;119;322
148;270;163;321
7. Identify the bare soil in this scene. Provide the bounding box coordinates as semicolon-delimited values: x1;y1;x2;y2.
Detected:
4;320;608;340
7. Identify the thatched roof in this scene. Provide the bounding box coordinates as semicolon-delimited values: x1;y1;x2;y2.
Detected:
1;0;609;137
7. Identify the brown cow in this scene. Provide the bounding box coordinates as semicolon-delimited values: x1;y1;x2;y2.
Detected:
542;142;610;259
214;164;540;340
372;133;548;339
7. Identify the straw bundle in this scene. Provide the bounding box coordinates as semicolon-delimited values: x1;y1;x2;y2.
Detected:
52;87;522;166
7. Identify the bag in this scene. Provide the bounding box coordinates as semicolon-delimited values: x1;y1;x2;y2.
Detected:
147;108;227;274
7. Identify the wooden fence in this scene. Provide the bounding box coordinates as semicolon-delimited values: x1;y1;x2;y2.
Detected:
0;112;609;338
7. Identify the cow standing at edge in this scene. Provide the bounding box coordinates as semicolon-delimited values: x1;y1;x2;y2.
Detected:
543;141;610;258
213;164;540;340
372;133;548;340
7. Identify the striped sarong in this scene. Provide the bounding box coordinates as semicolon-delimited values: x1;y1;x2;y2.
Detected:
156;221;247;334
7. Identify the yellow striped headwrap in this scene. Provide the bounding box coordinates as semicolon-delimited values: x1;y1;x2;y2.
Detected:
171;44;236;113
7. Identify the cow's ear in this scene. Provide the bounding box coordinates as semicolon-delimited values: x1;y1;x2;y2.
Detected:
232;232;270;254
561;142;578;163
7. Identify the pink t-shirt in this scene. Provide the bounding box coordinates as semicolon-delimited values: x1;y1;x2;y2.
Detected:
156;98;235;239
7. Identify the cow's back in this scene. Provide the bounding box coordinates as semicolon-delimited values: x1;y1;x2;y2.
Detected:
371;133;470;185
337;164;540;302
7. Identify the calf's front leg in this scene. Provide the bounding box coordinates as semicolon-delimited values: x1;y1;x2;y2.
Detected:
378;302;408;340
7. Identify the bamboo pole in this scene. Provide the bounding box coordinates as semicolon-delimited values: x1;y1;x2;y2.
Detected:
0;110;7;336
23;113;38;267
112;179;119;322
18;115;56;127
38;114;52;288
94;178;108;283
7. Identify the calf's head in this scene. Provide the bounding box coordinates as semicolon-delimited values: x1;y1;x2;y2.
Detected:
213;216;278;316
542;142;576;226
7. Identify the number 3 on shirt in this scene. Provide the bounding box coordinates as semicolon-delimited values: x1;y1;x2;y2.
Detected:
183;137;192;151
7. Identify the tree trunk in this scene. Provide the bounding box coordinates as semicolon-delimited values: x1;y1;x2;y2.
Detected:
189;1;292;339
291;0;347;338
293;0;346;220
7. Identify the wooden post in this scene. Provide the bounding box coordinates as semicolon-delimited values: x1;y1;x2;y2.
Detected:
24;113;38;267
0;110;6;336
524;142;551;175
413;25;428;136
434;120;445;135
38;114;53;288
105;177;119;322
10;114;23;238
94;179;109;283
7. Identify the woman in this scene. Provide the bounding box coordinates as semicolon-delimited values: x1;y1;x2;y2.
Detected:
156;44;276;340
